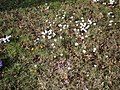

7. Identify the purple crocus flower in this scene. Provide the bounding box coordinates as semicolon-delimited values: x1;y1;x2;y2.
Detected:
0;60;3;68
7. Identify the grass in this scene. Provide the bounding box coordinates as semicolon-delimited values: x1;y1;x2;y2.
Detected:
0;0;120;89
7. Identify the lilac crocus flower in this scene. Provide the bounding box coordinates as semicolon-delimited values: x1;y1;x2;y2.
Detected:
0;60;3;68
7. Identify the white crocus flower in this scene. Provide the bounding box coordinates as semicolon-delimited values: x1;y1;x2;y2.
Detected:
93;0;100;2
53;21;55;24
62;16;65;19
48;36;52;39
54;39;57;42
93;48;97;52
2;38;7;43
82;50;86;54
52;32;56;37
73;28;77;31
85;35;88;38
82;19;85;22
66;25;69;28
63;25;66;29
75;21;80;23
108;12;113;16
49;24;52;26
76;24;79;26
81;17;84;20
85;25;90;29
42;35;45;39
80;22;83;26
48;29;52;35
88;19;92;25
58;24;62;27
51;43;54;46
5;35;11;42
81;36;84;40
70;16;74;19
75;42;79;46
44;30;48;34
67;67;71;70
81;28;87;33
54;55;56;58
109;20;114;23
60;28;62;31
109;0;115;5
46;6;49;10
36;38;39;41
34;64;37;68
60;36;63;39
60;53;63;56
94;64;97;67
41;32;45;35
0;35;11;44
93;22;97;26
45;20;48;22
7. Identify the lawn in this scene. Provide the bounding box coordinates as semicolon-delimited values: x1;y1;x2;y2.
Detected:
0;0;120;89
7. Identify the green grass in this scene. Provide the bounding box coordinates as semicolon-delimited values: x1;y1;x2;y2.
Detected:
0;0;120;90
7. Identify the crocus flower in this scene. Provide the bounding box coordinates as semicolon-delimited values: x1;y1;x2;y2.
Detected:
109;0;115;5
0;35;11;44
0;60;3;68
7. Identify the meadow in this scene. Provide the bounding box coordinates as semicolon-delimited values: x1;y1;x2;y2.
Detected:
0;0;120;89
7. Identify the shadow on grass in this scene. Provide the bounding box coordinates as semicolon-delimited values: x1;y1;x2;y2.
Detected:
0;0;63;11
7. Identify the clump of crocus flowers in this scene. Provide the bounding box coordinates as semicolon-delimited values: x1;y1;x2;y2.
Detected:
0;35;11;44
